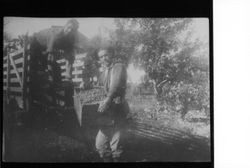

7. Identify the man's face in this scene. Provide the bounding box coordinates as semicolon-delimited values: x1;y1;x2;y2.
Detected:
98;50;110;67
63;23;77;35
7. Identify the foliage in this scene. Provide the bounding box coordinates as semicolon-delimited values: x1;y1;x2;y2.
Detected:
162;79;209;118
4;32;12;43
110;18;210;118
81;48;101;89
107;19;140;65
131;19;191;88
4;33;29;54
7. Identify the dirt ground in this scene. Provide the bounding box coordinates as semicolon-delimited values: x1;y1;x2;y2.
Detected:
3;93;211;162
3;117;210;162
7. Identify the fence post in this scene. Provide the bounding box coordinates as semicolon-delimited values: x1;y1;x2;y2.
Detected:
22;37;29;113
6;52;10;104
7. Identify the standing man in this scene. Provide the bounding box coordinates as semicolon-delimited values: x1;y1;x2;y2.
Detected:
29;19;79;105
96;47;130;162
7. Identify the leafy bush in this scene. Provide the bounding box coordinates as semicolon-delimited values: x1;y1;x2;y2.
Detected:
162;77;209;118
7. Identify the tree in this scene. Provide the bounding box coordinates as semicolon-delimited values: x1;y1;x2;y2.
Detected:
107;18;140;66
129;18;192;95
111;18;209;118
81;47;100;89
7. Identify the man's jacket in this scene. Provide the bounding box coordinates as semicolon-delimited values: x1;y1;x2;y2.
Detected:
98;62;130;127
104;63;127;100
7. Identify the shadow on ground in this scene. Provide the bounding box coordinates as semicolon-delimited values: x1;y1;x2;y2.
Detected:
3;104;210;162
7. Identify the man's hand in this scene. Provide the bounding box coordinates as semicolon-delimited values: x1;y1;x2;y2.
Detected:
98;97;112;113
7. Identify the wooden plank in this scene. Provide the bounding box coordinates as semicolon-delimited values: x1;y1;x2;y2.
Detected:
11;87;22;92
3;78;21;83
60;62;84;70
9;55;23;88
72;78;82;82
22;40;28;112
9;48;24;58
61;65;66;69
57;58;83;65
6;54;10;103
57;59;66;64
3;68;23;75
14;57;24;65
73;70;82;74
75;53;87;59
62;70;82;76
3;86;22;92
73;62;84;67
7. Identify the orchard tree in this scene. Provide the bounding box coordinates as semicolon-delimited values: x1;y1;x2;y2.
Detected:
133;18;192;94
107;18;140;66
81;47;100;89
112;18;210;118
160;37;210;118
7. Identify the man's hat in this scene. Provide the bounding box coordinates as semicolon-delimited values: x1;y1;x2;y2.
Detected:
66;19;79;31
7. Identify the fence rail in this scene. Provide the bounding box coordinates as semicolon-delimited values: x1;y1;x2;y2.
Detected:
56;58;84;83
3;46;87;112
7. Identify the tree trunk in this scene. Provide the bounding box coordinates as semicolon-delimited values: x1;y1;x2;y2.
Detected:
152;79;166;96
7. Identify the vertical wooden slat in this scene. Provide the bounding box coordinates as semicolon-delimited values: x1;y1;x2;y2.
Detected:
9;55;23;88
22;39;29;112
6;52;10;104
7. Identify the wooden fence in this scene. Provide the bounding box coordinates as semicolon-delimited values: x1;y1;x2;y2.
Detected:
3;45;29;111
3;44;87;111
56;53;87;85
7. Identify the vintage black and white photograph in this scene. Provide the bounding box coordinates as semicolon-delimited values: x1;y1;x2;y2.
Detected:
3;17;210;163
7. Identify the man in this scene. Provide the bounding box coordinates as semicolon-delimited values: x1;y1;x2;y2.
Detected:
29;19;79;105
95;47;130;162
30;19;79;81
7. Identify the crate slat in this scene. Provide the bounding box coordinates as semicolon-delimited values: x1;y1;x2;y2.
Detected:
75;53;87;59
3;86;22;92
9;48;24;58
73;62;84;67
57;59;66;64
3;78;21;83
72;78;83;82
14;57;24;64
60;62;84;70
3;68;23;75
62;70;82;76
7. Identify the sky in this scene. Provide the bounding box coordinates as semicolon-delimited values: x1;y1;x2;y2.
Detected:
4;17;208;42
4;17;209;84
4;17;115;39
